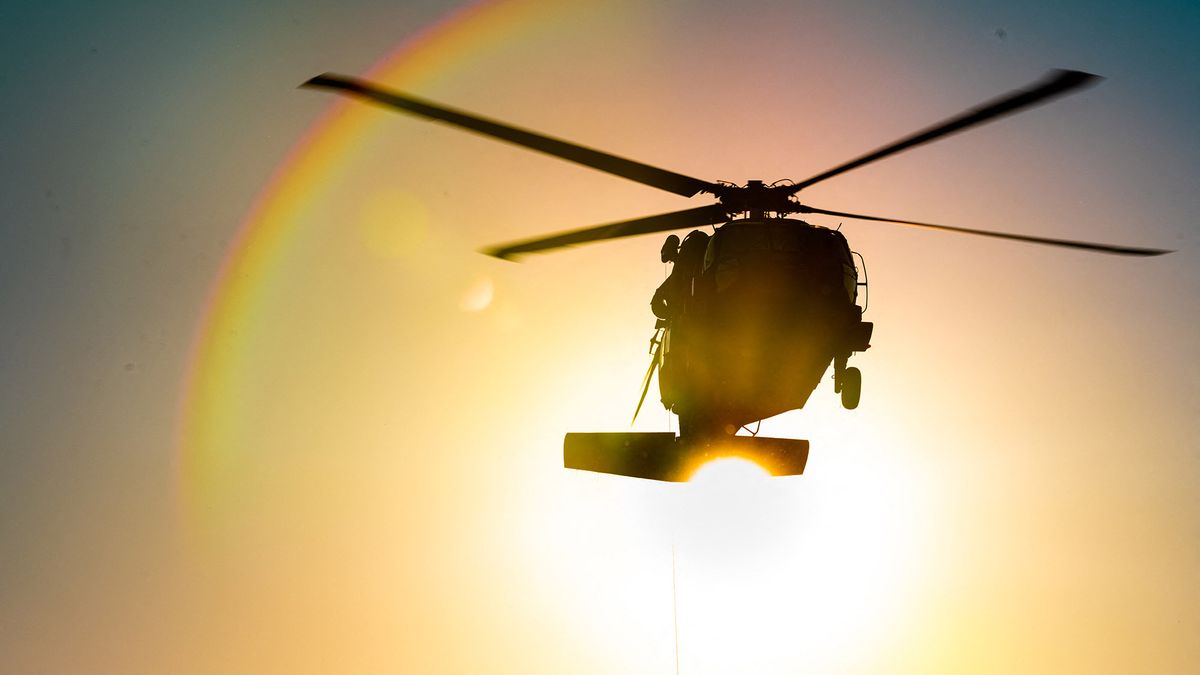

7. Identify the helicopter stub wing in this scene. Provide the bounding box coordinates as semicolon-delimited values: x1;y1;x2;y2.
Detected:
564;432;809;482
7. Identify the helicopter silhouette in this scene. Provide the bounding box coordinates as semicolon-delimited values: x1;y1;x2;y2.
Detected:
303;69;1170;481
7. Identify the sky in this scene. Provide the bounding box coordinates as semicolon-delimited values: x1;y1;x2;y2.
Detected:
1;1;1198;673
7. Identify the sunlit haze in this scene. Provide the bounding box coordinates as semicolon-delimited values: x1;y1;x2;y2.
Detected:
2;1;1198;673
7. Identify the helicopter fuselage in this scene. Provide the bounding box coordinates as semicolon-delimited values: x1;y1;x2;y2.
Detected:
658;217;872;435
304;69;1167;479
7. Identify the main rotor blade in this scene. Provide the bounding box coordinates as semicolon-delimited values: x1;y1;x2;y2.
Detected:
483;204;728;260
789;70;1102;193
303;73;716;198
800;205;1172;256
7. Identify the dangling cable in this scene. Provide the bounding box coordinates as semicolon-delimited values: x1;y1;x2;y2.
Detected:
672;543;680;675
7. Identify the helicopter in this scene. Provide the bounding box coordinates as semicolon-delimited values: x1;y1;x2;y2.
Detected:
303;69;1170;481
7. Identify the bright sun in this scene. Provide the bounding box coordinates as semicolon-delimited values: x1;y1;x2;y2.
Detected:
624;427;934;674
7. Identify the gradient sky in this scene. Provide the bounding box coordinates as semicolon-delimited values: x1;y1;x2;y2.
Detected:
2;1;1198;673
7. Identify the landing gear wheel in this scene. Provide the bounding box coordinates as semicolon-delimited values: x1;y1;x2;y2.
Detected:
840;367;862;410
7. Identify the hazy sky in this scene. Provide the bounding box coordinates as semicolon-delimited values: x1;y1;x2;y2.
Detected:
2;1;1198;673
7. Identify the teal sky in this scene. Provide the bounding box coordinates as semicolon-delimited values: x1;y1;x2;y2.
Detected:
2;1;1198;673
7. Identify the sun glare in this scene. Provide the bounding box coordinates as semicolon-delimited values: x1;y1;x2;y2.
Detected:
599;421;937;674
688;456;770;486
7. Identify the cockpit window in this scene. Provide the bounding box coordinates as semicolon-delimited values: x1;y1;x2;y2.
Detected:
770;227;803;252
723;227;771;255
705;224;854;275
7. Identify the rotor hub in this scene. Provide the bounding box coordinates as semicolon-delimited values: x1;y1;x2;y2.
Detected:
712;180;799;216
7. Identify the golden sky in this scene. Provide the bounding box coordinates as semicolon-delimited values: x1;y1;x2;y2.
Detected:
1;1;1197;673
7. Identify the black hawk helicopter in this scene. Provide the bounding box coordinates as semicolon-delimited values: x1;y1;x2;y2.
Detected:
303;69;1170;481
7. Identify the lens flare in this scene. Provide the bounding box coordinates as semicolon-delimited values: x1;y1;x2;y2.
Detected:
459;276;495;312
